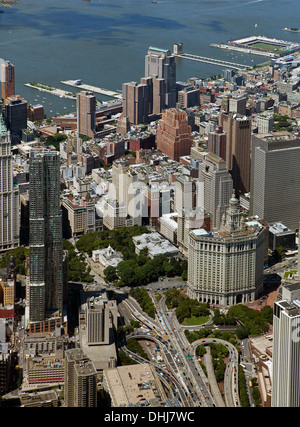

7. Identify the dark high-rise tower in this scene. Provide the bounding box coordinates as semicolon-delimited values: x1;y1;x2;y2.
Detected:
4;96;28;139
28;149;63;322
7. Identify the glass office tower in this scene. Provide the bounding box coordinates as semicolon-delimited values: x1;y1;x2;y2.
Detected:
29;149;63;322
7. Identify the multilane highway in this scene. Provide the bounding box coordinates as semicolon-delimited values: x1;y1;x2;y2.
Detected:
120;293;240;407
190;338;240;407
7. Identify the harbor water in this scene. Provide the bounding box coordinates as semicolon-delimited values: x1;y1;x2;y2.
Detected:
0;0;298;116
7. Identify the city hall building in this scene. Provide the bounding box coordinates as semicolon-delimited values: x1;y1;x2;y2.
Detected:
187;194;266;306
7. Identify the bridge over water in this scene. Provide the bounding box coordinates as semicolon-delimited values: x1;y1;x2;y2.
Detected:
173;43;249;71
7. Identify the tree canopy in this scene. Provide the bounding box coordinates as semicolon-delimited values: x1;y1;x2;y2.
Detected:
228;304;270;337
0;246;29;275
175;298;210;324
129;287;156;319
75;227;188;287
62;240;93;283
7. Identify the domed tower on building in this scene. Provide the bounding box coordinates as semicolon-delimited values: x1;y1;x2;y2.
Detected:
187;192;266;306
220;191;241;233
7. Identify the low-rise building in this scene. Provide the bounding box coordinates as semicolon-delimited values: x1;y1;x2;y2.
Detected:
268;222;296;251
24;355;65;389
103;363;167;407
92;245;123;277
20;389;59;407
132;232;178;258
249;334;273;407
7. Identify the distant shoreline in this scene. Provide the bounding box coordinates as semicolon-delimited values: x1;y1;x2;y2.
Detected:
282;27;300;33
0;0;20;7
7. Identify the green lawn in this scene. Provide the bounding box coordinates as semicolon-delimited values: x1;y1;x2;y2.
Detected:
183;315;210;326
249;42;284;51
247;42;287;56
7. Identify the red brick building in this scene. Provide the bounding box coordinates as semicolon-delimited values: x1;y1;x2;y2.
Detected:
128;132;156;151
156;109;193;162
27;104;45;122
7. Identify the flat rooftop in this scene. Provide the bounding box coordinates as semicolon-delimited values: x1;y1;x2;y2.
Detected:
104;363;165;407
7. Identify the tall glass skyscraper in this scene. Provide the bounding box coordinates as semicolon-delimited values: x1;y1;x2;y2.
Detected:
28;149;63;322
0;114;19;253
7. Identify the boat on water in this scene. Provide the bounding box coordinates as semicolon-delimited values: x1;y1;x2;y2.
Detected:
152;0;157;3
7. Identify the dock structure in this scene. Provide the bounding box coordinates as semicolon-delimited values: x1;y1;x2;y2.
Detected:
61;80;123;99
172;42;248;70
24;83;76;99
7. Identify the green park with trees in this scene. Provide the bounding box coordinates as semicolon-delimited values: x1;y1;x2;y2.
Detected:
164;288;210;325
75;226;150;258
73;226;188;287
109;254;187;288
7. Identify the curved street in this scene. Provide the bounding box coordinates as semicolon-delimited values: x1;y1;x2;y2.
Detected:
119;292;242;407
190;337;240;407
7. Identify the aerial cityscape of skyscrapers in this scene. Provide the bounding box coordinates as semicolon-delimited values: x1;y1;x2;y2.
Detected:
0;0;300;411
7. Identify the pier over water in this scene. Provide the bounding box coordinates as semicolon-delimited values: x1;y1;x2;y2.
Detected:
173;43;249;71
61;80;122;99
